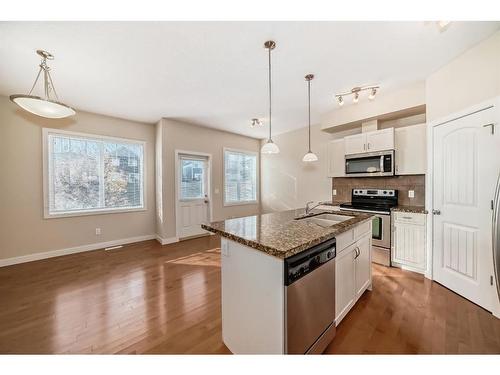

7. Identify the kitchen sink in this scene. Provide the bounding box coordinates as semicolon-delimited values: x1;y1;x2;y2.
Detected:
296;213;353;228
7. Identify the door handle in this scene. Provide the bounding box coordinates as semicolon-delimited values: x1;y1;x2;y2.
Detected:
432;209;441;215
483;123;496;135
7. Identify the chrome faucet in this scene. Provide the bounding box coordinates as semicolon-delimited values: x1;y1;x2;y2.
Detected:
305;201;321;216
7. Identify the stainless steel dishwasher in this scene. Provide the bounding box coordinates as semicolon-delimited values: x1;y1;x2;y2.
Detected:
284;237;336;354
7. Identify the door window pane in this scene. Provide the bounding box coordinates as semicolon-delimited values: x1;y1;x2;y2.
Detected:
180;158;205;200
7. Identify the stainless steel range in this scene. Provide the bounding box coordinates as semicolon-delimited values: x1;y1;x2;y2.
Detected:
339;189;398;266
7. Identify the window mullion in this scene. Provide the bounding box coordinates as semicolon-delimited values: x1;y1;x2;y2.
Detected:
99;141;105;209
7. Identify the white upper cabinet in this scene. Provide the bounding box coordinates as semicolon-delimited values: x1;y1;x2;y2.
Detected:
344;133;367;155
327;139;345;177
394;123;427;175
366;128;394;152
344;128;394;155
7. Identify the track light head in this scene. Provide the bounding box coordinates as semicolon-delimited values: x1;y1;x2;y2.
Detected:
337;95;344;107
368;88;377;100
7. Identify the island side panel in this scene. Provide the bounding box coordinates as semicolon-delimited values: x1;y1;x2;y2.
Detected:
221;238;285;354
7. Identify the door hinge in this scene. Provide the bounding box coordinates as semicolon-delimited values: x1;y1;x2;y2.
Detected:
492;200;495;210
491;275;494;286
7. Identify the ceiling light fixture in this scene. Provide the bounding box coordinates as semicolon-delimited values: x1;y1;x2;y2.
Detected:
353;91;360;104
251;118;263;127
261;40;280;154
302;74;318;163
335;85;379;107
437;21;452;32
368;87;377;100
10;50;75;119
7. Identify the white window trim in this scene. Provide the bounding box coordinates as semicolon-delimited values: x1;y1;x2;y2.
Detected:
223;147;259;207
42;128;147;219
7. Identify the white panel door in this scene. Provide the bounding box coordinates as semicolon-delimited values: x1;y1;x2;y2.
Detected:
344;133;366;155
433;107;499;311
177;154;210;239
395;124;427;175
366;128;394;152
327;139;345;177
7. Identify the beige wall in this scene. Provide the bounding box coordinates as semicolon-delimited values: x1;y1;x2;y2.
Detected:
156;118;261;239
0;95;156;261
261;112;426;213
261;123;359;212
426;30;500;122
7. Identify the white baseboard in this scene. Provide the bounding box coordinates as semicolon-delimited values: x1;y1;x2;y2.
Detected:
155;235;179;245
0;234;157;268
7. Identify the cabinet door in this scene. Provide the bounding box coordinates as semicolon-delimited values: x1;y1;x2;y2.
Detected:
335;244;356;325
344;133;366;155
366;128;394;152
327;139;345;177
395;123;427;175
355;234;371;297
392;222;426;271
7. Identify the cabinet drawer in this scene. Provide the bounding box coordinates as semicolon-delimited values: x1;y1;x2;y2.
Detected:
393;212;426;225
354;221;371;239
336;229;354;253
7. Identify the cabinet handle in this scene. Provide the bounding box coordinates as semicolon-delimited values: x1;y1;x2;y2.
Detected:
367;142;371;150
354;247;360;259
363;143;366;151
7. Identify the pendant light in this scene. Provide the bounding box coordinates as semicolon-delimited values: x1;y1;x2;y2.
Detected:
10;50;75;119
261;41;280;154
302;74;318;162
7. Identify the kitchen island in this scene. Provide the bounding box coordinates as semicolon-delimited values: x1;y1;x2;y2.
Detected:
202;208;373;354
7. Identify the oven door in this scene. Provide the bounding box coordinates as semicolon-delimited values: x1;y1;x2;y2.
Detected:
345;151;394;177
372;213;391;249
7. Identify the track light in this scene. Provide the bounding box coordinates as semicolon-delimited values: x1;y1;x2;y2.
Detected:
251;118;263;127
368;88;377;100
335;85;379;106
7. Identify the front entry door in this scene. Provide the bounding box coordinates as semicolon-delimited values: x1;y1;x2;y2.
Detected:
432;106;499;311
177;154;210;239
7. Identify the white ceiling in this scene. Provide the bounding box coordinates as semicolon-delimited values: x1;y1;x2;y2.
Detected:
0;21;499;138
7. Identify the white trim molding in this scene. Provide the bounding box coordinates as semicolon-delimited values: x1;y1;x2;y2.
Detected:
155;235;180;245
0;234;156;267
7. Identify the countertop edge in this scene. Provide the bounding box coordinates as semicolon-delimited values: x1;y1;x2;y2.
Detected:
390;206;428;214
202;214;373;259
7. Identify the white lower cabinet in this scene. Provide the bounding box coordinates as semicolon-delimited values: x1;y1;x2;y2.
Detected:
391;212;427;274
354;234;371;296
335;229;372;326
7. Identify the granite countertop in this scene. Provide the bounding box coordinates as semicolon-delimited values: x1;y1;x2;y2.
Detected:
201;209;372;259
391;205;428;214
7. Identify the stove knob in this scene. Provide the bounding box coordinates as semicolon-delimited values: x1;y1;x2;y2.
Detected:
327;251;332;259
383;191;387;194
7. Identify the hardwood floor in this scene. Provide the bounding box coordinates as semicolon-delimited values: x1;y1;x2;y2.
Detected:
0;236;499;354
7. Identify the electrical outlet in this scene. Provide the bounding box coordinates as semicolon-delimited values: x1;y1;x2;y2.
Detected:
95;228;101;235
332;189;337;196
408;190;415;198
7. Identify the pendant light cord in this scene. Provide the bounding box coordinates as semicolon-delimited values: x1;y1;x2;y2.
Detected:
268;46;272;142
308;79;311;153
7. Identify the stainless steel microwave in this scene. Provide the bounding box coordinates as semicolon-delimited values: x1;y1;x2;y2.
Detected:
345;150;394;177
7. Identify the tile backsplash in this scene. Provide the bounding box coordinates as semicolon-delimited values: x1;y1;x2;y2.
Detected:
332;174;425;206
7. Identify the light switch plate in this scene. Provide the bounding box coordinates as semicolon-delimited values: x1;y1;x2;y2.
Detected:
333;189;337;196
408;190;415;198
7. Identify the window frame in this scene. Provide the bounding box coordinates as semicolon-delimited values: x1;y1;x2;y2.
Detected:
42;128;147;219
223;147;259;207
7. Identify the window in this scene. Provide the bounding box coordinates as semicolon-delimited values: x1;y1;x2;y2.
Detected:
44;129;145;217
224;148;258;205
